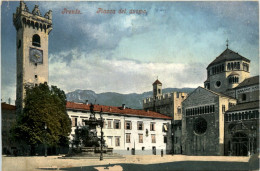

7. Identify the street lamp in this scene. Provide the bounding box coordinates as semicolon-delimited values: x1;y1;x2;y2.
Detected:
99;108;104;161
44;123;47;157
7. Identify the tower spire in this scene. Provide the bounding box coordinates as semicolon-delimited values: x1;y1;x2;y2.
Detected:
226;39;229;49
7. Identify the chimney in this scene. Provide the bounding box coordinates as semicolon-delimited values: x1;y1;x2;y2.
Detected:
85;100;88;105
122;104;126;109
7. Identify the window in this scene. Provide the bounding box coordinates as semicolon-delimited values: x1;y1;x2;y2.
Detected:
227;63;231;70
243;63;249;72
115;137;120;146
126;133;131;143
127;147;129;151
35;75;38;79
142;147;145;151
107;120;112;129
114;120;121;129
151;134;156;143
158;89;161;94
139;134;143;143
177;107;181;114
125;121;132;130
150;122;155;131
242;94;246;101
225;114;228;122
162;123;168;132
216;81;221;87
137;121;143;130
164;136;167;143
72;117;77;127
32;34;41;47
239;113;242;120
222;105;225;113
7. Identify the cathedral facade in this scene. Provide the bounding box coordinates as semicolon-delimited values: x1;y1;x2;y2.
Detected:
182;46;259;156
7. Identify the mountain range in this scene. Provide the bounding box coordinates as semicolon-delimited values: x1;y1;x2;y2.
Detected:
66;88;195;109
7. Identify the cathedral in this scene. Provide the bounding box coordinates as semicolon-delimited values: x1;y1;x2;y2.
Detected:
182;44;259;156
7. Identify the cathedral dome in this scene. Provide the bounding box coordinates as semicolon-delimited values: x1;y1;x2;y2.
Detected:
207;48;250;69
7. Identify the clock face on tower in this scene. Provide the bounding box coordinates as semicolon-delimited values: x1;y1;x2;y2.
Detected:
29;47;43;64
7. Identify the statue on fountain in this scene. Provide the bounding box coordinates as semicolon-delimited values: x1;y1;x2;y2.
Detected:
68;103;113;158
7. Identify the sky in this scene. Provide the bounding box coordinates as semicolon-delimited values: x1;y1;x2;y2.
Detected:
1;1;259;104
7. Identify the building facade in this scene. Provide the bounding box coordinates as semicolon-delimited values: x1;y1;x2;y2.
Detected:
13;2;52;113
67;102;172;155
143;79;188;120
182;87;236;155
224;76;259;156
143;79;188;154
183;46;259;156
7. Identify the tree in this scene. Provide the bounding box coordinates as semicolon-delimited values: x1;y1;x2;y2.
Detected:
11;83;71;155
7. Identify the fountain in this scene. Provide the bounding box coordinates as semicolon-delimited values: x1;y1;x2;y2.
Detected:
65;104;117;159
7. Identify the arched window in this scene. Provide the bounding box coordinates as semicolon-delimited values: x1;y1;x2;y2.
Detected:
228;114;231;121
236;77;239;83
249;111;252;119
245;112;249;120
231;63;234;70
32;34;41;47
235;113;238;120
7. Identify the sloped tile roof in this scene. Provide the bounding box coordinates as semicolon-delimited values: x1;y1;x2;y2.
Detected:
153;79;162;85
226;101;259;112
66;101;172;120
228;72;240;76
207;48;250;69
235;76;259;89
1;103;16;110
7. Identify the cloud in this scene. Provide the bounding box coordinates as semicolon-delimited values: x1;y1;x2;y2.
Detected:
49;49;205;94
1;1;258;103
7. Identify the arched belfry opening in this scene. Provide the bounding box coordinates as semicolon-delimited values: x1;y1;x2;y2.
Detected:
32;34;41;47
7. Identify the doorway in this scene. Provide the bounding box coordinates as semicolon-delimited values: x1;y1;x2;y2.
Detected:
231;132;248;156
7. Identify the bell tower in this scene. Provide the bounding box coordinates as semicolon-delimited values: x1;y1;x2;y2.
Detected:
153;79;162;98
13;1;52;113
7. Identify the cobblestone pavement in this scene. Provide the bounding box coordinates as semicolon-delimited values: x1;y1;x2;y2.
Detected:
2;154;258;171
